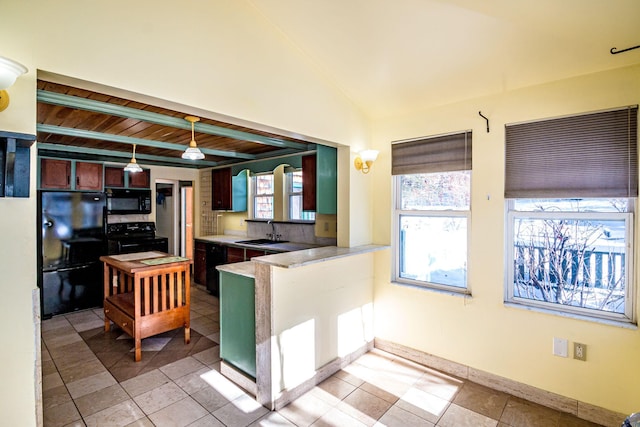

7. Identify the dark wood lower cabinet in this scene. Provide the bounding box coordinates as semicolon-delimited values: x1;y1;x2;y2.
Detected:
194;241;274;296
194;242;207;286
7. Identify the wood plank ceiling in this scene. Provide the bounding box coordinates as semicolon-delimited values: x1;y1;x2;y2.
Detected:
36;80;313;169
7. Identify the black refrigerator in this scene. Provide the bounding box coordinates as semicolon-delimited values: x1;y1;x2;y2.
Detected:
39;191;106;318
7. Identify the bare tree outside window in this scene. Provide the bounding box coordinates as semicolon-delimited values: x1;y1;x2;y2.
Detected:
510;199;630;317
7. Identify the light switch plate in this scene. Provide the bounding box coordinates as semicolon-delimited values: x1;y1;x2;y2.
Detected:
553;337;568;357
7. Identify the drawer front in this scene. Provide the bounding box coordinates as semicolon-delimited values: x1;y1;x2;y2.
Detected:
104;300;135;337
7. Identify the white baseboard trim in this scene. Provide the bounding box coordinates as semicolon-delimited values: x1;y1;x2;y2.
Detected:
271;340;374;411
374;338;626;427
220;361;257;397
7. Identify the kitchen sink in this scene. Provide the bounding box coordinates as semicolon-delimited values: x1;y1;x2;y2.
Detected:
235;238;289;245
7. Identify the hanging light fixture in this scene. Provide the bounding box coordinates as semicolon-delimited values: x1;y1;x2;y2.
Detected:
124;144;143;173
182;116;205;160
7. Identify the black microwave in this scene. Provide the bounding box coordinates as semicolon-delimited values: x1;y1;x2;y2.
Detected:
106;188;152;214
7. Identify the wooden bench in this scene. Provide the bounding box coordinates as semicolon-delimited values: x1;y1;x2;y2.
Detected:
100;252;191;361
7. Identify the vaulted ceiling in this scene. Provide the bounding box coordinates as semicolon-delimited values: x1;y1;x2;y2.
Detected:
36;1;640;168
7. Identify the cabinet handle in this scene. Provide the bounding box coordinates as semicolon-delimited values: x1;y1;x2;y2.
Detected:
76;176;80;186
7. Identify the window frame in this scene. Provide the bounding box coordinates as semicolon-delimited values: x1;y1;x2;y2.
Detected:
504;199;635;323
251;172;274;220
392;172;471;294
285;169;315;222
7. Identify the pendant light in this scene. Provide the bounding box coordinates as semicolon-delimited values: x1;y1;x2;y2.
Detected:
182;116;205;160
124;144;143;173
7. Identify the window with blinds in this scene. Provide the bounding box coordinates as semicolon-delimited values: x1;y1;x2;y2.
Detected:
392;130;472;292
505;106;637;323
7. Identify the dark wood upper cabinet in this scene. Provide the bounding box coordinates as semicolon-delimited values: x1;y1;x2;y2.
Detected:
75;162;103;191
129;169;150;188
302;154;317;211
40;158;71;189
212;168;232;210
105;167;125;187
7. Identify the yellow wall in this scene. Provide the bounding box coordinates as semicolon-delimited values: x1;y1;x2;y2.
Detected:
371;63;640;414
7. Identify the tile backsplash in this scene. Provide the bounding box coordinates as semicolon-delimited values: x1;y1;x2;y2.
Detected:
199;171;216;235
247;221;336;246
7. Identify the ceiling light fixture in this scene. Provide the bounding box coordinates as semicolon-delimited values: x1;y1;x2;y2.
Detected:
0;55;28;112
124;144;143;173
354;149;379;174
182;116;205;160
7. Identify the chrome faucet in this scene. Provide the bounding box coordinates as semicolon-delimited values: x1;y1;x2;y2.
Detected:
267;220;276;241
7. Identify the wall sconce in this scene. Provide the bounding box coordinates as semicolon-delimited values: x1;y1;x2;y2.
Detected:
354;149;379;174
0;56;28;112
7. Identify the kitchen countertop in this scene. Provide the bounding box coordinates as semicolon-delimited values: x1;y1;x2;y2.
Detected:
252;245;389;269
217;261;255;278
195;235;324;253
197;235;388;271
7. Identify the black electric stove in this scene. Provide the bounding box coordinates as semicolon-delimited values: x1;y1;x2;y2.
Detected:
106;221;169;255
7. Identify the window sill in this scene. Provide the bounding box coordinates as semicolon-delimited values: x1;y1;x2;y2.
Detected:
245;219;315;225
504;301;638;330
392;280;472;300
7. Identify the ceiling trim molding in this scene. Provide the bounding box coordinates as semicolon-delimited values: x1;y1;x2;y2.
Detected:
37;89;309;150
37;142;219;167
37;124;257;160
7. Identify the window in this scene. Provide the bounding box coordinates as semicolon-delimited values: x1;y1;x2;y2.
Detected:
508;199;633;319
392;131;472;292
505;106;637;322
287;170;315;221
253;173;274;219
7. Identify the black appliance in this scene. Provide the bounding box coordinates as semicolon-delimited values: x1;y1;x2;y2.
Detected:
106;221;169;255
39;191;106;318
105;188;152;214
206;243;227;296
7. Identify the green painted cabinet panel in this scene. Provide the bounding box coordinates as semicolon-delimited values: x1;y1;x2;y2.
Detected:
219;271;256;378
231;169;248;212
316;145;337;214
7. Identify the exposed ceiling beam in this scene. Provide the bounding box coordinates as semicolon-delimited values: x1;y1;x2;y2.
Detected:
37;124;257;160
37;90;310;151
37;142;219;167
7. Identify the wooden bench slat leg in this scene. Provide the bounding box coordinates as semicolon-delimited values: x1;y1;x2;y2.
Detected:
134;338;142;362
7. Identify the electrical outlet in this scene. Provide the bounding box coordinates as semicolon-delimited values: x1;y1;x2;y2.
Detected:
553;337;568;357
574;342;587;361
324;222;329;232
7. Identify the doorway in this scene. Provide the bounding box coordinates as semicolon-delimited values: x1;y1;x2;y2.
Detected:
181;186;194;260
155;180;194;257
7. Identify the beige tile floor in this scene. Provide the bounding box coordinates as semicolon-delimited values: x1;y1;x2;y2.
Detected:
42;285;604;427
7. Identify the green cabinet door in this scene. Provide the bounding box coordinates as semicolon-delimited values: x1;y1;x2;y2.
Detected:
316;145;337;214
219;271;256;378
231;169;248;212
